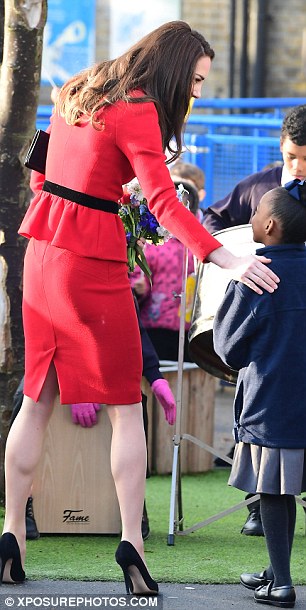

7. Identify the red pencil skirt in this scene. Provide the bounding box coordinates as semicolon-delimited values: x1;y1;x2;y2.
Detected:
22;239;142;405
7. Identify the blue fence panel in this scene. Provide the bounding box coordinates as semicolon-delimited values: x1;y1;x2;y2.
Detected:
184;109;284;205
183;134;281;207
36;106;53;130
192;97;306;116
186;115;282;138
36;102;285;207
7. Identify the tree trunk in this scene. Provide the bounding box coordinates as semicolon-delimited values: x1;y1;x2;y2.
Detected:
0;1;4;64
0;0;47;499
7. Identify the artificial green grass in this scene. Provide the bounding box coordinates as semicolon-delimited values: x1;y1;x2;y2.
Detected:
2;470;306;583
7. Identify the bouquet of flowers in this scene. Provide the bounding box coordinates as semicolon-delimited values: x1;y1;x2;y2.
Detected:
119;179;188;281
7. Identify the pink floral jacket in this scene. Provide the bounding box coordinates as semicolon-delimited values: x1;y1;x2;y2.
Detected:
130;238;195;331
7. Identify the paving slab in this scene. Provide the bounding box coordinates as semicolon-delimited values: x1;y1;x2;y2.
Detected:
1;580;305;610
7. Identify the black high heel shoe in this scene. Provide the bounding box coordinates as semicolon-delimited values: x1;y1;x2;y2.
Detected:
0;533;26;583
115;540;158;595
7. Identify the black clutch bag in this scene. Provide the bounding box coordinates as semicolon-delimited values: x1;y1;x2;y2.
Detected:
24;129;50;174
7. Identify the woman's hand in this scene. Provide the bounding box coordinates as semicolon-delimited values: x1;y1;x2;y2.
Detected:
136;237;146;251
207;247;280;295
235;254;280;294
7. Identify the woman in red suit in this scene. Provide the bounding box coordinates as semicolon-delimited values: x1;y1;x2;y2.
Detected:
1;21;279;592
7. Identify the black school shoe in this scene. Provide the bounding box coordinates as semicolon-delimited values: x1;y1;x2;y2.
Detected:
26;496;40;540
254;581;296;608
141;501;150;541
241;496;264;536
240;570;272;590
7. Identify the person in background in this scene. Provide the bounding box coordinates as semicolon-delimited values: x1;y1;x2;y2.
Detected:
213;181;306;608
3;21;279;592
170;159;206;212
203;103;306;536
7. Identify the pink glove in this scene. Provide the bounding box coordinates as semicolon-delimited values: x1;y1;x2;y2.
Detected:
151;379;176;425
70;403;101;428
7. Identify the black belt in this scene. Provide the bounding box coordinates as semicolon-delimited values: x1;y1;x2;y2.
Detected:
42;180;118;214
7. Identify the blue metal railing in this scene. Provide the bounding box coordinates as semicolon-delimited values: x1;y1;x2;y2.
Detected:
182;98;305;204
36;98;305;206
192;97;306;116
36;105;53;130
183;133;281;206
186;115;282;137
38;97;306;130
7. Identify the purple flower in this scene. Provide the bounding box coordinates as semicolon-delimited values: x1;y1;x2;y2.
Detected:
118;178;175;277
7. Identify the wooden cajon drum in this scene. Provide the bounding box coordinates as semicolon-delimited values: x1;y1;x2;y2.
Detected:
142;362;216;474
32;398;121;534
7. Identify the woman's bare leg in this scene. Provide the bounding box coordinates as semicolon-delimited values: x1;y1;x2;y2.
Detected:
106;402;146;559
3;363;58;573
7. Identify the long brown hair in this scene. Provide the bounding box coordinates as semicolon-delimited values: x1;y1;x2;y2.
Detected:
56;21;214;162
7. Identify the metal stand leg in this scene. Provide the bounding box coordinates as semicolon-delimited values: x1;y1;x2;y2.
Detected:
167;443;180;546
167;242;188;544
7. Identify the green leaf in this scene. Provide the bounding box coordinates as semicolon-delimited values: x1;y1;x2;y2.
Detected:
135;245;152;286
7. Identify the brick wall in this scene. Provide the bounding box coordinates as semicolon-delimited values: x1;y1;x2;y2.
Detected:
182;0;231;98
94;0;306;99
95;0;109;61
265;0;306;97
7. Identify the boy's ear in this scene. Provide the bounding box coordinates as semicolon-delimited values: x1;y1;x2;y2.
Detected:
265;217;274;234
198;188;206;202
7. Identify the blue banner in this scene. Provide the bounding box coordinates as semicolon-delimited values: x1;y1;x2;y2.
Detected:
41;0;96;86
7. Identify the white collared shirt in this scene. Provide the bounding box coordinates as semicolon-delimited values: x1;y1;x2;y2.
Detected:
281;165;294;186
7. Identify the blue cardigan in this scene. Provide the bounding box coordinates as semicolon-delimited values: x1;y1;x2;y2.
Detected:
213;244;306;448
203;166;282;233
